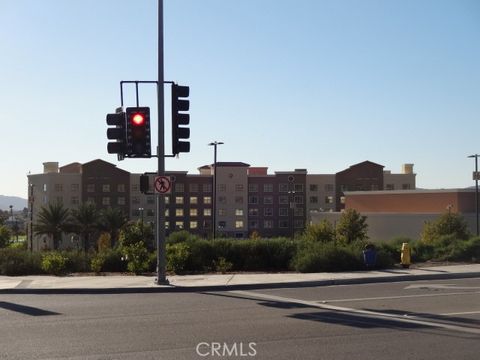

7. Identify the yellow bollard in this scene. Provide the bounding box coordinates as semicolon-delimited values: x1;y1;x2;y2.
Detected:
400;242;411;268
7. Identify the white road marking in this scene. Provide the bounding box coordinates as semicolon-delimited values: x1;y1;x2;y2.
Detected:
317;291;480;303
405;284;480;290
230;290;480;335
441;311;480;316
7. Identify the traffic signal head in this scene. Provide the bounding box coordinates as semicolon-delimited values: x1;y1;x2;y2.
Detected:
171;84;190;155
125;107;151;158
106;110;126;159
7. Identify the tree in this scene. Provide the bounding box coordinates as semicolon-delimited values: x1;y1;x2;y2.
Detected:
0;225;11;248
335;209;369;244
34;202;71;250
98;207;127;248
303;220;335;243
70;202;99;252
421;211;470;244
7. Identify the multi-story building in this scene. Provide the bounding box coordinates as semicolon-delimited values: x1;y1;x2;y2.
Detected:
27;159;415;249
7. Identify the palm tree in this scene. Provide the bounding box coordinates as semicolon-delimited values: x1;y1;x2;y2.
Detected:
34;202;71;250
98;207;127;248
70;202;99;252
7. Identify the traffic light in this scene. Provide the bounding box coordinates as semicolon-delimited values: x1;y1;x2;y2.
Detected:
125;107;151;158
106;110;126;160
171;84;190;155
140;174;149;194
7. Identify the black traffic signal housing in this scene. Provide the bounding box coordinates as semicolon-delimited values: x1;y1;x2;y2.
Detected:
140;174;149;194
171;84;190;155
106;110;126;160
125;107;151;158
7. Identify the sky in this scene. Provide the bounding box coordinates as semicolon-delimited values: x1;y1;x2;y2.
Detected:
1;0;479;198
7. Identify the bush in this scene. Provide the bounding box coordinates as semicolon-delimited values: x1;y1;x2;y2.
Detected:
213;257;233;273
303;220;335;243
119;222;154;250
0;225;11;248
0;248;43;275
122;241;150;274
41;252;69;275
90;248;126;273
166;242;190;274
292;241;364;273
421;212;470;244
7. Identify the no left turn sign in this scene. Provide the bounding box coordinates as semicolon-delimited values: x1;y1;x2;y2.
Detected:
154;176;172;194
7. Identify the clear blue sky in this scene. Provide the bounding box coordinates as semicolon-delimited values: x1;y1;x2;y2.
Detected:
1;0;479;198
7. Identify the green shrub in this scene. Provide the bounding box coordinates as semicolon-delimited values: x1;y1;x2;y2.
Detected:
122;241;150;274
420;212;470;244
167;230;193;244
292;241;364;273
90;254;104;273
0;248;43;275
41;252;69;275
0;225;11;248
213;257;233;273
166;242;191;274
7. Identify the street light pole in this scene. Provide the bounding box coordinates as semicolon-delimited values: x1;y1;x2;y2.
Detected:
208;141;224;240
468;154;479;236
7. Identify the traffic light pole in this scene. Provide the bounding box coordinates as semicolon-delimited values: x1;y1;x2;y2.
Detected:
156;0;168;285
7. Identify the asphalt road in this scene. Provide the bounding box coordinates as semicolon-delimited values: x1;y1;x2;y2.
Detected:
1;278;480;360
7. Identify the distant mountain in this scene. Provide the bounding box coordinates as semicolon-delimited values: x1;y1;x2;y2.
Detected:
0;195;28;211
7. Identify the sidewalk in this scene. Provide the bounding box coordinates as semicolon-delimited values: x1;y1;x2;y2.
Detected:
1;264;480;293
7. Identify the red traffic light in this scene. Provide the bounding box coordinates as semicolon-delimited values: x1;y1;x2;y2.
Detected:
131;113;145;126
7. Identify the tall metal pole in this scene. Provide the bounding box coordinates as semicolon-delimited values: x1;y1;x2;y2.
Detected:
468;154;479;237
209;141;223;240
156;0;168;285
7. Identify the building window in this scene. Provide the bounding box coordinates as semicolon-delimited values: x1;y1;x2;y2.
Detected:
235;209;244;216
43;184;47;192
203;183;212;193
147;209;154;217
218;221;226;229
325;184;334;192
175;221;184;229
294;195;303;204
340;196;346;204
386;184;395;190
87;197;94;204
218;209;226;216
87;184;95;193
235;196;244;204
117;184;125;193
235;221;244;229
176;196;184;204
147;197;155;205
294;184;304;192
235;184;244;192
279;208;288;217
190;209;198;217
132;184;139;192
279;183;289;192
309;184;318;192
248;196;258;204
264;196;273;204
190;196;198;205
279;196;288;205
102;184;110;193
118;197;125;205
71;196;79;205
263;184;273;193
165;209;170;217
294;220;304;229
190;221;198;229
204;196;212;205
371;184;379;191
102;197;110;206
132;210;140;217
249;220;259;229
264;208;273;216
165;196;170;204
248;208;259;216
175;209;184;217
165;222;170;230
279;220;289;228
203;220;212;229
402;184;411;190
294;208;304;217
310;196;318;204
189;183;199;192
248;184;258;192
263;220;273;229
218;184;227;192
71;184;80;192
175;183;184;193
131;196;140;205
54;184;63;192
325;196;334;204
204;209;212;217
219;196;227;204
